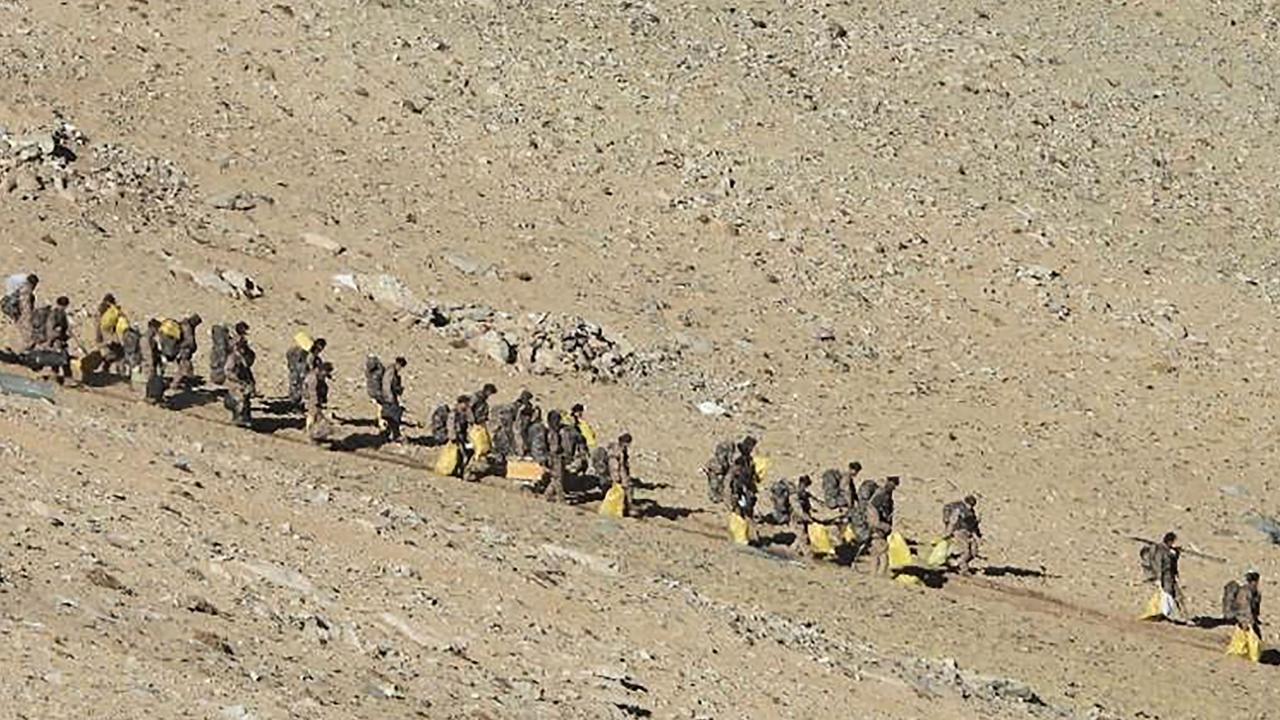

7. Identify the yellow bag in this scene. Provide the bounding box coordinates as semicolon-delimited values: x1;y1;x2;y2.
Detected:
753;455;771;484
728;513;751;545
599;483;626;519
579;420;598;449
114;315;130;336
1225;627;1262;663
159;318;181;339
505;459;545;481
887;531;913;569
1139;590;1176;621
926;539;951;568
842;524;858;544
468;424;492;458
293;331;314;352
99;305;120;336
807;523;837;557
434;442;460;476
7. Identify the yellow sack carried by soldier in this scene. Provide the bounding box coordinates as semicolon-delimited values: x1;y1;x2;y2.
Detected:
99;305;120;337
926;539;951;568
1139;590;1177;621
807;523;837;557
599;483;626;519
842;524;858;544
114;314;130;336
753;455;771;484
434;442;460;476
468;424;492;459
579;420;598;449
158;318;181;340
293;331;314;352
729;512;751;545
1225;627;1262;663
887;531;913;569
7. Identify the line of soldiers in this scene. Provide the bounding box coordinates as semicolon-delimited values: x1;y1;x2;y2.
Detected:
1139;531;1264;657
2;274;74;382
703;437;980;575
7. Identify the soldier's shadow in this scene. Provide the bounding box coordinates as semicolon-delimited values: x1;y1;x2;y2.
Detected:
166;387;225;411
251;415;306;434
634;499;698;521
332;432;389;452
1261;649;1280;666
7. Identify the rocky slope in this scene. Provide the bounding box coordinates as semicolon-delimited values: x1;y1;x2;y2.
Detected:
3;0;1280;717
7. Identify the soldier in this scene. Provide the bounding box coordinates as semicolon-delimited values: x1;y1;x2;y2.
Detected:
379;357;407;443
766;478;795;525
703;439;736;504
169;314;202;391
1140;532;1184;619
302;360;333;441
607;433;633;515
224;322;256;427
441;394;470;475
791;475;816;556
468;383;498;426
284;336;323;409
526;406;550;464
1224;571;1262;637
866;478;899;576
93;293;126;374
14;273;38;351
542;410;567;503
570;403;597;449
140;318;164;404
38;296;72;383
728;446;758;520
943;495;982;574
511;390;534;457
561;414;591;477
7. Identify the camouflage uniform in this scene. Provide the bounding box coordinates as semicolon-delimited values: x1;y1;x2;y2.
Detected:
1142;542;1183;614
866;497;892;576
1224;577;1262;635
15;280;36;351
285;345;309;407
703;440;735;504
512;402;533;457
607;438;633;515
379;363;405;441
943;498;982;573
302;363;330;441
223;343;255;426
169;316;201;390
791;478;816;556
561;421;590;476
444;400;470;476
140;324;163;404
728;453;758;520
542;414;566;503
39;301;71;381
767;479;794;525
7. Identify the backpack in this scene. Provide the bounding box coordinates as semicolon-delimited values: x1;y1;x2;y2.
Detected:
2;292;20;321
1222;580;1242;618
591;445;610;478
821;469;845;509
209;324;229;384
121;327;141;366
430;403;450;443
364;356;385;402
1139;543;1157;580
29;306;51;344
769;479;794;523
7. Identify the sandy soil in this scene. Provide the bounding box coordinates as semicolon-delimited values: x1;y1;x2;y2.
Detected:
2;1;1279;718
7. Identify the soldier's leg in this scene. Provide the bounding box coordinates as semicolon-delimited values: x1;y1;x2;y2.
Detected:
870;536;889;575
622;477;635;516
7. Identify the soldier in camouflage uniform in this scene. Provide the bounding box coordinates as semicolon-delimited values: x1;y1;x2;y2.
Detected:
942;495;982;574
542;410;567;503
1223;571;1262;637
703;439;736;504
865;477;899;576
607;433;633;516
169;314;202;391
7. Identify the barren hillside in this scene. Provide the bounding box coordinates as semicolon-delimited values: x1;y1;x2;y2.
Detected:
3;1;1280;718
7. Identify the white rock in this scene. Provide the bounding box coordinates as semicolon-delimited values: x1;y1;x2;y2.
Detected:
696;401;728;416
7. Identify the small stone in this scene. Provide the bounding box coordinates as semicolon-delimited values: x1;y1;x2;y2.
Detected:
696;400;728;417
86;567;129;593
443;252;493;276
300;232;345;255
